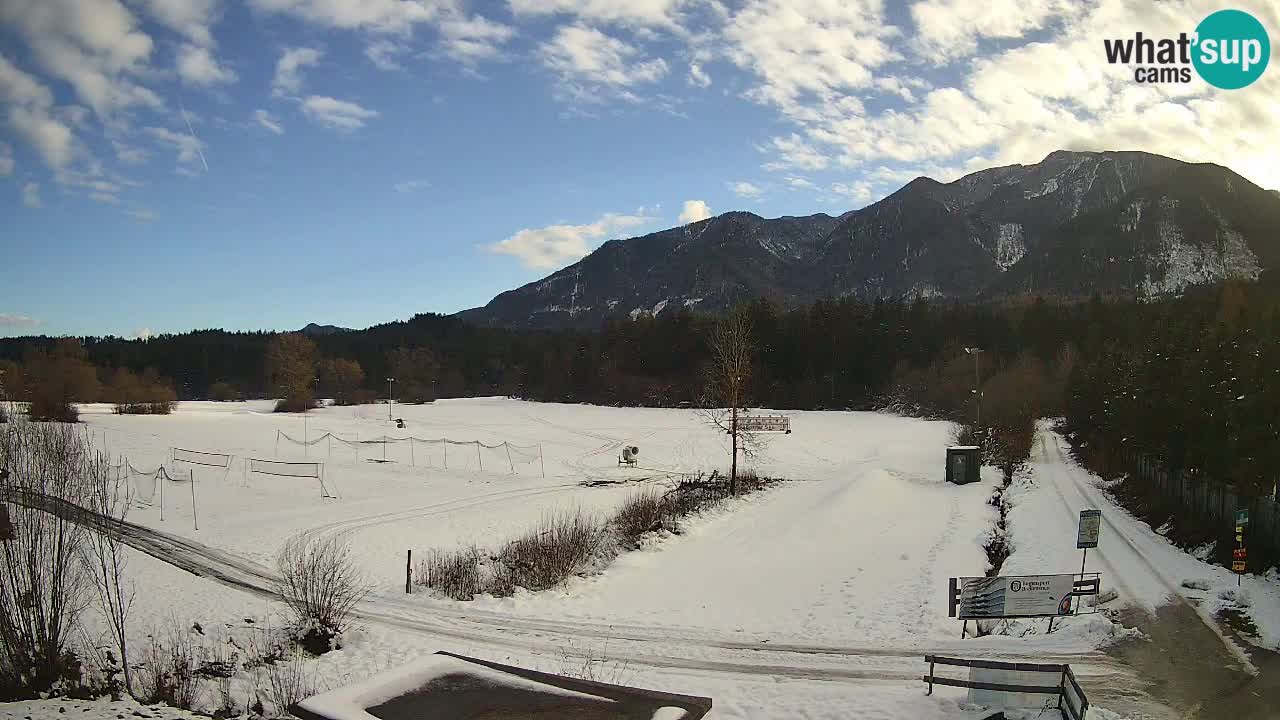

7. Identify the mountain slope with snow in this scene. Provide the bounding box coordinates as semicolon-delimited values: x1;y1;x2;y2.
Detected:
462;150;1280;328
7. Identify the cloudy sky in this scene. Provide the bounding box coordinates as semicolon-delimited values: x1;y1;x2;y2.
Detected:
2;0;1277;337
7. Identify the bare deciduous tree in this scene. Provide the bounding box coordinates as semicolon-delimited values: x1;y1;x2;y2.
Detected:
82;457;135;694
700;308;760;495
265;334;318;412
0;421;94;696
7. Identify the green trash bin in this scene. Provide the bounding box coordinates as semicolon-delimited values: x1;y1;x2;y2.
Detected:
946;446;981;484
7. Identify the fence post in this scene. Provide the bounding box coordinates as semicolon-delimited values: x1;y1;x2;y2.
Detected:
476;442;483;471
926;656;935;695
538;443;545;478
505;443;514;474
406;549;412;594
190;468;198;531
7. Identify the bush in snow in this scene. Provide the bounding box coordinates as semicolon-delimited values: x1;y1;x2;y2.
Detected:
135;623;202;710
612;491;669;548
260;650;319;717
493;510;606;593
416;547;483;600
275;533;368;654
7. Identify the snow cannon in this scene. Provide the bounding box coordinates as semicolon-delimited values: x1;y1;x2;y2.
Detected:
620;445;639;466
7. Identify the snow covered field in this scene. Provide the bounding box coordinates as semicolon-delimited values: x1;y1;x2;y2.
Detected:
31;399;1273;718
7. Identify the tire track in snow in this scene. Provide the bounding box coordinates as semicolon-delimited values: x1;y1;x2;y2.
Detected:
0;484;1129;684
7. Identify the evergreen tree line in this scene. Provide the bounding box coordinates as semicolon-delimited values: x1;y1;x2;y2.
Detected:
1;282;1276;498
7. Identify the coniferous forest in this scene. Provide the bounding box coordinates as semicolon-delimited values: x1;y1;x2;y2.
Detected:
2;280;1278;504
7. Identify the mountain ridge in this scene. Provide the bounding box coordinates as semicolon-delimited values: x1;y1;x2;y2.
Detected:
460;150;1280;329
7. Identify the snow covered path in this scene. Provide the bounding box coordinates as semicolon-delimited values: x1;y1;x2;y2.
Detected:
1004;423;1278;671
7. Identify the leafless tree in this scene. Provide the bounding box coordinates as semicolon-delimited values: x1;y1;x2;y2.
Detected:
0;421;94;695
700;307;761;494
82;457;135;693
275;534;367;653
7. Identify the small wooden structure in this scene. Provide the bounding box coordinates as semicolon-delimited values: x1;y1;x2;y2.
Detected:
946;445;981;484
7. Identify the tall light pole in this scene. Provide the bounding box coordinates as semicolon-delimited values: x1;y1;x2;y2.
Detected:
964;347;984;431
386;377;394;421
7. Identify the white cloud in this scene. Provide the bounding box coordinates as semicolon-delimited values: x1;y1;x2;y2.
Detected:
272;46;323;97
393;179;429;193
133;327;155;340
489;211;654;269
725;0;900;118
439;16;516;64
126;208;156;222
509;0;689;29
89;191;119;204
830;181;874;206
21;182;42;208
365;40;406;70
0;56;76;169
0;143;13;176
678;199;712;224
301;95;379;130
135;0;219;46
539;24;668;103
729;180;762;198
247;0;445;33
785;175;815;190
743;0;1280;191
254;109;284;135
0;0;161;118
177;43;237;86
112;140;148;164
0;313;42;328
145;125;207;170
911;0;1075;62
760;134;828;172
688;62;710;88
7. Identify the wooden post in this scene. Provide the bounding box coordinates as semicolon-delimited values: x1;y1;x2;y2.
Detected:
190;469;198;531
410;438;415;467
406;549;412;594
960;619;967;639
159;468;165;521
476;442;483;471
505;443;514;474
927;657;935;695
444;439;448;469
538;443;545;478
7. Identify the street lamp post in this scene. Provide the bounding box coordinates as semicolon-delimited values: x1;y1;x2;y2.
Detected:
386;377;394;421
964;347;984;431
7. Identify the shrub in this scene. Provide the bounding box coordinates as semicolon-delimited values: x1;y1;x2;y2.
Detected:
114;401;175;415
207;381;240;402
274;396;317;413
416;547;482;600
612;491;668;547
494;510;604;592
27;396;78;423
261;651;319;717
136;624;202;710
0;421;96;697
275;534;367;654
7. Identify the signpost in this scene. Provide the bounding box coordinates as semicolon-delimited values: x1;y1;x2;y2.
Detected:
1076;509;1101;577
1234;509;1249;585
735;415;791;434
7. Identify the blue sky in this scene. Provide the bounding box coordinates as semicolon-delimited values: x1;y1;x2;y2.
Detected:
2;0;1277;337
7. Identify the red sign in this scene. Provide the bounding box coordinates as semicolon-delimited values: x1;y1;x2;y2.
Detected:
1233;547;1247;560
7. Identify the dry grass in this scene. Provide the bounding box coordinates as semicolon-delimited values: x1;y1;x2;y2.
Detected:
416;547;482;600
417;472;778;601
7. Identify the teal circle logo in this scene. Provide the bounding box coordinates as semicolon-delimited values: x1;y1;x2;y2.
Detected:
1193;10;1270;89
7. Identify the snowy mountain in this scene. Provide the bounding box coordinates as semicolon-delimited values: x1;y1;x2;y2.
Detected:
461;151;1280;328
